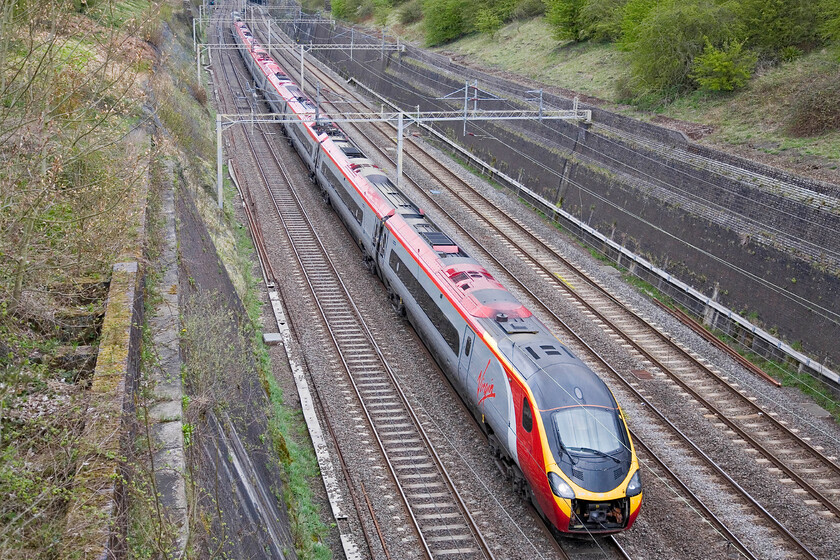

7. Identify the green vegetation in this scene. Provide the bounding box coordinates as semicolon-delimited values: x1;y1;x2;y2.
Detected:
264;361;332;560
335;0;840;133
690;39;756;92
0;0;164;556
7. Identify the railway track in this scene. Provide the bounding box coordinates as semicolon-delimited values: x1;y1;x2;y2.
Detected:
216;21;500;560
258;25;836;558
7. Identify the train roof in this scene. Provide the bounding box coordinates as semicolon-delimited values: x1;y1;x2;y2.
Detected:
496;336;617;411
236;18;533;343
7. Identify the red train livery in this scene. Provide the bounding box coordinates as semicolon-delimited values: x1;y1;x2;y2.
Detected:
232;15;642;534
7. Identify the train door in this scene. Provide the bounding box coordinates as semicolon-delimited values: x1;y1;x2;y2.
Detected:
458;327;475;389
516;391;547;505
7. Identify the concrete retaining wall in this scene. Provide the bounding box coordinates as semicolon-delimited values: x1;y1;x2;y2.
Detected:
63;262;143;559
276;19;840;375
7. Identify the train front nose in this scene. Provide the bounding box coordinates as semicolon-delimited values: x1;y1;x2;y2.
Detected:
547;468;642;533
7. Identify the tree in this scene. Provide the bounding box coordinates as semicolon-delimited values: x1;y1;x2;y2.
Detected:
627;0;738;94
543;0;586;41
476;7;504;35
736;0;819;56
423;0;474;45
619;0;660;48
579;0;628;42
820;0;840;48
1;1;149;316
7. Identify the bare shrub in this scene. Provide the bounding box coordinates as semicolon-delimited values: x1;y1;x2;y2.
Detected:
787;69;840;137
181;290;252;415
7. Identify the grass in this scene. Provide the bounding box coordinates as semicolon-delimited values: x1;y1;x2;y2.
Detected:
415;17;840;169
716;331;840;424
444;19;626;101
660;49;840;161
264;365;332;560
90;0;154;28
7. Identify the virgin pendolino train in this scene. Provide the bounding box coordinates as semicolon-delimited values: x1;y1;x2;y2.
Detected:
232;15;642;534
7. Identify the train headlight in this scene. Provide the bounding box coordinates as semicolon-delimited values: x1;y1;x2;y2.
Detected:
548;471;575;499
626;470;642;497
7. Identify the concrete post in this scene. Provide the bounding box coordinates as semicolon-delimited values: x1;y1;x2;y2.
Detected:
703;283;720;328
397;112;404;190
300;44;305;95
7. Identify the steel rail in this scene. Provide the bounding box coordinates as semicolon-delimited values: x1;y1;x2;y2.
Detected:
216;28;388;558
222;25;495;559
653;299;781;386
303;59;840;527
354;120;821;559
359;125;818;559
253;127;491;559
628;434;756;560
275;43;821;559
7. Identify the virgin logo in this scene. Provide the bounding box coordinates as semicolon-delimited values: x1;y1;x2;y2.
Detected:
477;359;496;405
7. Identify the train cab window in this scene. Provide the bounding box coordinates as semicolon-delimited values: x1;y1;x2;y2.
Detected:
522;398;533;433
464;337;472;357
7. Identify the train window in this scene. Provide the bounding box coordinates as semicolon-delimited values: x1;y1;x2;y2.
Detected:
464;337;472;357
552;407;623;455
323;164;362;224
389;250;459;354
522;398;533;432
292;124;310;148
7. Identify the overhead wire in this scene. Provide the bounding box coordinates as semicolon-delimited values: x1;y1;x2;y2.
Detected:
248;21;840;550
284;21;840;407
277;19;840;418
310;31;840;263
332;54;840;328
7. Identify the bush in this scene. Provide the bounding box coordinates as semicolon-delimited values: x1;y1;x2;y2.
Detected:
423;0;473;45
399;0;424;24
543;0;585;41
579;0;627;42
512;0;546;19
690;39;756;92
820;0;840;47
373;0;391;25
787;70;840;136
619;0;660;48
331;0;357;19
628;0;738;94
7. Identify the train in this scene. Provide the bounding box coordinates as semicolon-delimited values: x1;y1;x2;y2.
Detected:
231;14;642;535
